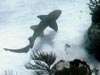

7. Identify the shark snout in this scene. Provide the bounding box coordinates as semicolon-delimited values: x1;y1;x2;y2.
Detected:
54;10;61;17
44;10;62;21
55;10;62;16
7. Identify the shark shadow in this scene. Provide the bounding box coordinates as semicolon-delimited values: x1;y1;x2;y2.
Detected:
33;31;57;50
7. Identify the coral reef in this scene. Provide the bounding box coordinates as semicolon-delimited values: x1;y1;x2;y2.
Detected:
25;50;97;75
87;0;100;61
52;59;92;75
25;50;56;75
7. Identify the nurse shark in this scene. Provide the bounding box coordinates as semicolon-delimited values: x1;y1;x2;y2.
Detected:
4;10;62;53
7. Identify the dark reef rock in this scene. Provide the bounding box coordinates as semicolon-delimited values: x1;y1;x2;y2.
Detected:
87;23;100;61
92;6;100;24
87;0;100;61
52;59;92;75
88;24;100;43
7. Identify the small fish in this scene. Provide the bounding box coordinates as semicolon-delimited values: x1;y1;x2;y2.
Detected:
4;10;62;53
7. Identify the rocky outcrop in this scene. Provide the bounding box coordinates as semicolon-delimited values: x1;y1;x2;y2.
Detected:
52;59;92;75
87;0;100;61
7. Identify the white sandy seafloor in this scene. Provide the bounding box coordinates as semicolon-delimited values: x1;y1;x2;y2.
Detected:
0;0;99;75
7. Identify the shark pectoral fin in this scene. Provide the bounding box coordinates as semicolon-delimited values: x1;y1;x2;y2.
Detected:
30;25;38;31
37;15;47;20
49;21;58;32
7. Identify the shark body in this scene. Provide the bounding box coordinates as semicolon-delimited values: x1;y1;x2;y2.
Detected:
4;10;62;53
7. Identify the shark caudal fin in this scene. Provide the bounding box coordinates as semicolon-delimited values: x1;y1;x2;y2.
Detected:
4;45;31;53
49;21;58;32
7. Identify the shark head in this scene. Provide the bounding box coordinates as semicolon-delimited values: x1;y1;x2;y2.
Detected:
47;10;62;21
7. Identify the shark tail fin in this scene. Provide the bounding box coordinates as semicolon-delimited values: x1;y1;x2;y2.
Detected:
4;45;31;53
49;21;58;32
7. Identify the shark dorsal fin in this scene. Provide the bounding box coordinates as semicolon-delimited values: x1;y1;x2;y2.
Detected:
37;15;47;20
49;21;58;32
30;25;38;31
30;25;44;37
